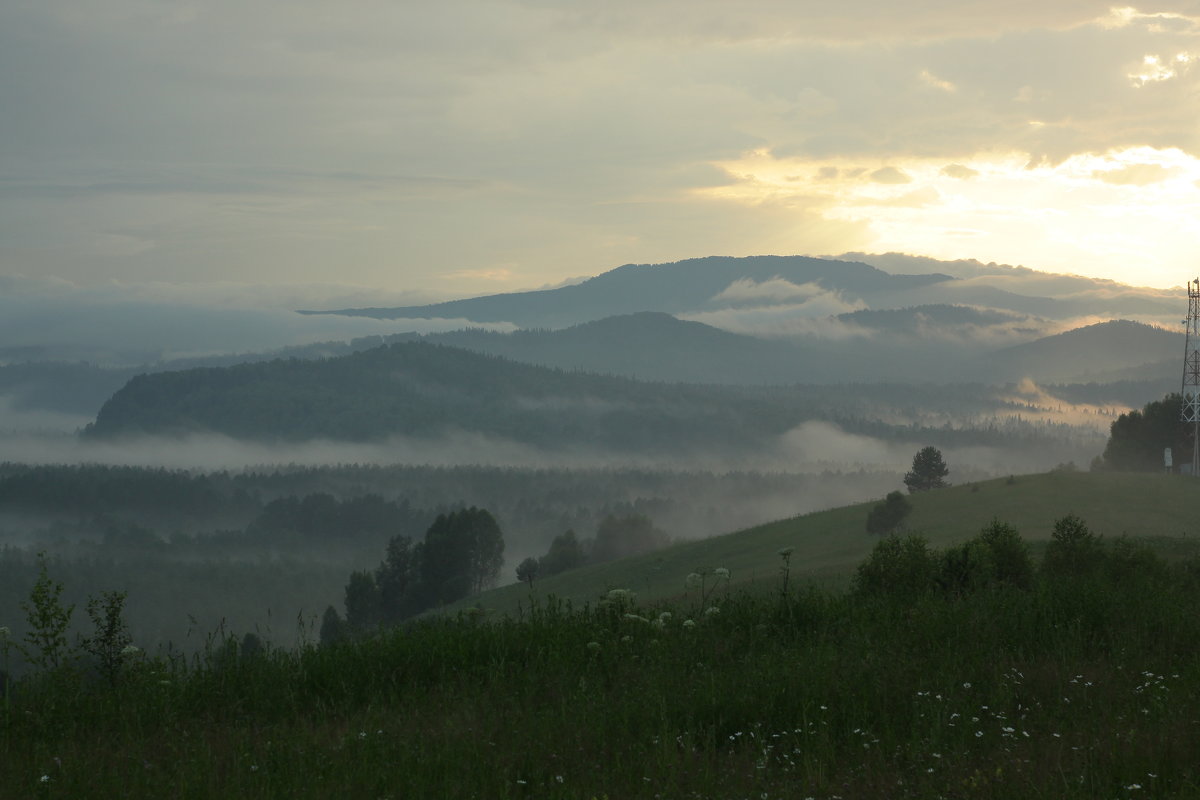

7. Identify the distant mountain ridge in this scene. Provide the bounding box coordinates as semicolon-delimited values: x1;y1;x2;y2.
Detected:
300;255;951;328
983;320;1180;383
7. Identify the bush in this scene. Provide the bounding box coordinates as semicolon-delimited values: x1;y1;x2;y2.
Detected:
935;520;1032;596
1104;537;1167;585
977;519;1033;589
854;535;936;597
1042;514;1104;577
865;491;912;535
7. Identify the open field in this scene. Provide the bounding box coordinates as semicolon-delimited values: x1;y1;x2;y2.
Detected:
3;531;1200;798
3;471;1200;798
446;471;1200;617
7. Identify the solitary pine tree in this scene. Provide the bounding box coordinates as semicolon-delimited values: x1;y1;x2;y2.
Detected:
904;446;949;493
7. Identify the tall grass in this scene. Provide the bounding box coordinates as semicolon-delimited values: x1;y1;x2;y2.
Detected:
2;540;1199;798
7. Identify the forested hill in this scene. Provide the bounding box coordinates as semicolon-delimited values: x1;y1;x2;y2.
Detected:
81;341;1084;457
84;341;808;450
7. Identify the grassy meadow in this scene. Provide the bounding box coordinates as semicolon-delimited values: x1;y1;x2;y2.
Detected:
2;470;1200;798
447;470;1200;616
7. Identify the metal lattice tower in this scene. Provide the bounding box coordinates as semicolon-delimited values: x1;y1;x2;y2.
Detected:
1182;278;1200;475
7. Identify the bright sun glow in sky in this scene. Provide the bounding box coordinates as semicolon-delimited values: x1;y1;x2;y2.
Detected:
4;2;1200;300
701;146;1200;287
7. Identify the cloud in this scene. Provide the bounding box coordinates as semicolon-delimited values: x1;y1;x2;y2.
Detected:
1094;162;1179;185
681;305;872;340
919;69;957;92
710;277;852;306
4;0;1200;296
775;418;1103;476
869;167;913;184
941;164;979;179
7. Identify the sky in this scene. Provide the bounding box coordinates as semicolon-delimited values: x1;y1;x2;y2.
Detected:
4;1;1200;304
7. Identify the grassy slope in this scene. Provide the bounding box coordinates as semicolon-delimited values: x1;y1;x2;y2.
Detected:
450;471;1200;616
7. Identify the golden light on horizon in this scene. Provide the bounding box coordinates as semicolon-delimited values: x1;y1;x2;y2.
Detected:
697;146;1200;289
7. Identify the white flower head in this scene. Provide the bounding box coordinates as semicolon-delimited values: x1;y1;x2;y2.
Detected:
713;567;730;580
704;606;720;616
685;572;703;589
586;641;601;652
121;644;142;657
682;619;696;629
0;626;10;639
777;547;794;557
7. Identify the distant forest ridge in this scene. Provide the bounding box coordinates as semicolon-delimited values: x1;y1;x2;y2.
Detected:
82;341;1113;473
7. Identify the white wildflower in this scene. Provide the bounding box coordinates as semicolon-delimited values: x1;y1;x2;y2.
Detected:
586;641;601;653
682;619;696;629
704;606;720;616
714;567;730;579
777;547;794;557
0;626;10;639
121;644;141;657
685;573;703;589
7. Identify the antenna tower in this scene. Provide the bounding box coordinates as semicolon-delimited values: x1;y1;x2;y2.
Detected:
1183;278;1200;475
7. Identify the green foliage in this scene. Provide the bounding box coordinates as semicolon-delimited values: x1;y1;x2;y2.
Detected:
976;518;1033;589
903;445;950;493
7;541;1200;798
854;534;936;597
319;606;347;647
538;529;585;576
515;557;539;587
591;513;669;564
865;490;912;534
80;590;132;687
343;507;506;629
376;535;419;624
18;555;75;673
343;571;381;631
1043;514;1105;577
420;508;505;603
1100;393;1191;471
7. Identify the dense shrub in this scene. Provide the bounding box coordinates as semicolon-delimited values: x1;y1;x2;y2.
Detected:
854;534;936;597
1042;514;1105;577
865;491;912;535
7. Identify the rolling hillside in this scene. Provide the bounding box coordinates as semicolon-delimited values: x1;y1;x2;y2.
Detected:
444;470;1200;616
984;319;1181;382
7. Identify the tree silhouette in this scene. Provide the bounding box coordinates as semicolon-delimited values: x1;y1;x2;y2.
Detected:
903;446;949;493
515;557;539;588
866;490;912;534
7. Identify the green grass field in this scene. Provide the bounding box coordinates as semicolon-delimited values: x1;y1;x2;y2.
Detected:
4;470;1200;799
447;470;1200;617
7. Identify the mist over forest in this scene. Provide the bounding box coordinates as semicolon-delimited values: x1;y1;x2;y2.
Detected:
0;254;1186;667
